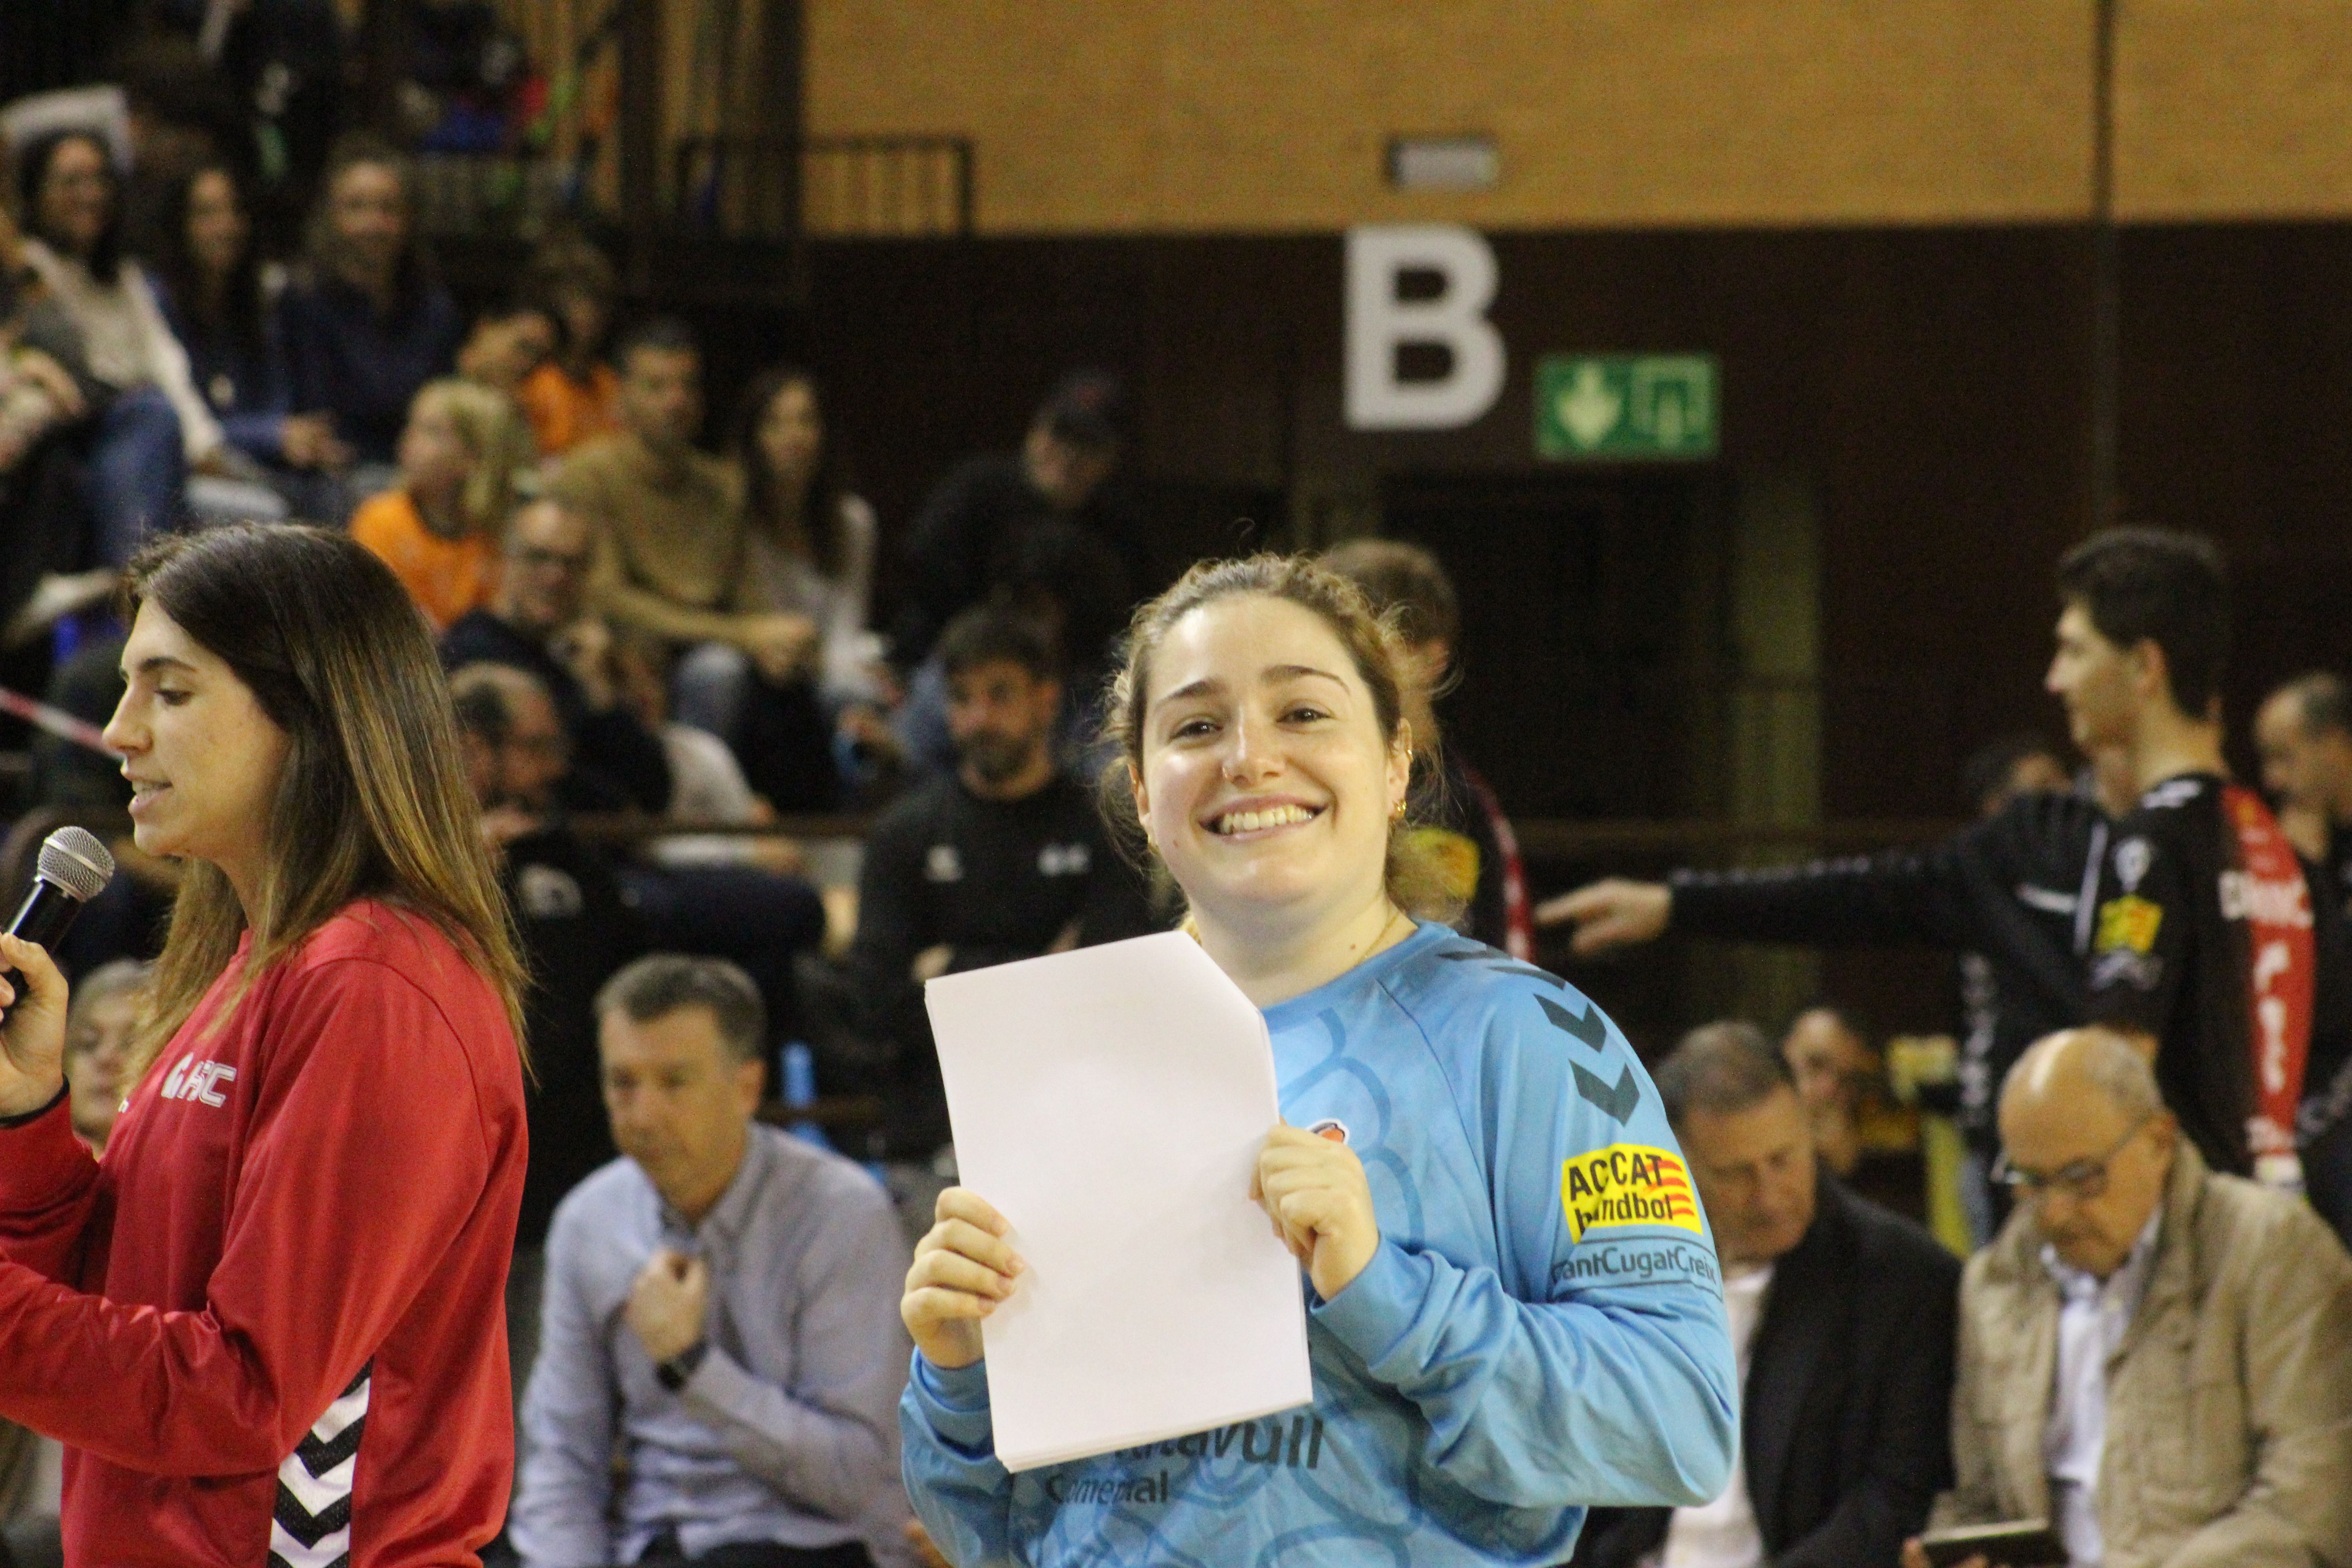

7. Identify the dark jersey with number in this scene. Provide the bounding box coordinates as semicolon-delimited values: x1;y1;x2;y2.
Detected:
2084;774;2352;1182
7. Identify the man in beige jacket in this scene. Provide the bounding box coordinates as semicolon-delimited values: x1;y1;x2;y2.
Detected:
1905;1028;2352;1568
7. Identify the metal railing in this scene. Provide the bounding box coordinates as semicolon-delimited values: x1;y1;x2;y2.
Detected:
671;135;975;240
562;812;1958;861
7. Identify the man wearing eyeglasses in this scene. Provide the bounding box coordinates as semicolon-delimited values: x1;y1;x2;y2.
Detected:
1905;1028;2352;1568
442;495;675;815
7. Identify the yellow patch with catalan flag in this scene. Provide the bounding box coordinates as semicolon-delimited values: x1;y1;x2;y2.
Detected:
1560;1144;1704;1242
2095;894;2163;955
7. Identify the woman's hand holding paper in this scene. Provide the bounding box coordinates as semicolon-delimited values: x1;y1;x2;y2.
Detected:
902;1186;1026;1370
1252;1124;1381;1301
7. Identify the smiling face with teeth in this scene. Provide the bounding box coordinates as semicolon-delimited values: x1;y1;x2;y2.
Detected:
1131;593;1411;943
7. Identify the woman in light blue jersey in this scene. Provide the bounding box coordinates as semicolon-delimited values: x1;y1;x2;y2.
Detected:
899;555;1737;1567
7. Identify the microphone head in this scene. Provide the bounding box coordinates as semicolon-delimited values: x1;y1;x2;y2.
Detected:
36;827;113;902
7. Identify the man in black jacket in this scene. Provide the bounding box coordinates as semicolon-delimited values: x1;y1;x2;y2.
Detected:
1572;1021;1960;1568
888;371;1140;676
835;607;1159;1191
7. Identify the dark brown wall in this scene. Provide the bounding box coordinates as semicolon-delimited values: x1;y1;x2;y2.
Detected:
751;223;2352;1037
795;223;2352;793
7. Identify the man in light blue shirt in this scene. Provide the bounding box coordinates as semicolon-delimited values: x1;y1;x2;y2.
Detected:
512;955;913;1568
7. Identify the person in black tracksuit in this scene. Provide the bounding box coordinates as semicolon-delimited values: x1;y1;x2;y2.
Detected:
1539;787;2107;1204
2076;773;2352;1192
1545;528;2352;1245
2047;532;2352;1227
839;608;1161;1163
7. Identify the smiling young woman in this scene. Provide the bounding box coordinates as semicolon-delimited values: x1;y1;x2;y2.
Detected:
0;524;528;1567
897;554;1740;1568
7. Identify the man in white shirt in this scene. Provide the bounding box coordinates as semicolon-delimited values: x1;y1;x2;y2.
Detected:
1573;1020;1959;1568
1911;1028;2352;1568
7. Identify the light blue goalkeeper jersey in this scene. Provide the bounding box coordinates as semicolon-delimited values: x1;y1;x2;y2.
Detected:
900;921;1738;1566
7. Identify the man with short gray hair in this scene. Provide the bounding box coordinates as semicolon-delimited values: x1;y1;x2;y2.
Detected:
512;955;913;1568
1573;1019;1957;1568
1907;1027;2352;1568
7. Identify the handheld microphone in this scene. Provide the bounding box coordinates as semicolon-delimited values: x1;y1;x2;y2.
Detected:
0;827;116;1014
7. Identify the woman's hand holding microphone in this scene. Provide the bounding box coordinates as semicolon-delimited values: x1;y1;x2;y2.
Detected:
0;934;69;1119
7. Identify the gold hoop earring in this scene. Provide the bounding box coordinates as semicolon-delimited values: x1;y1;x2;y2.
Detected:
1391;798;1408;823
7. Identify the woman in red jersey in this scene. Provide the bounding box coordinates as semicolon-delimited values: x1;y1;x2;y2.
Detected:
0;524;528;1567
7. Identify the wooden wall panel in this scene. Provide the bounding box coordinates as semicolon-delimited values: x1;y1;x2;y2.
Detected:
2117;0;2352;220
805;0;2097;232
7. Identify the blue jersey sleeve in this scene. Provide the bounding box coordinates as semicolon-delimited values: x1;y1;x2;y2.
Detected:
900;1354;1020;1568
1308;965;1738;1511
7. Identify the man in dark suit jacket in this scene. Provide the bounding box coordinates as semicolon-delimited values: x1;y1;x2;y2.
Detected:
1573;1021;1961;1568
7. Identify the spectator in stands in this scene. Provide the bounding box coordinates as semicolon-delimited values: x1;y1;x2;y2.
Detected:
554;318;839;808
0;234;101;641
143;0;348;253
1962;733;2072;819
151;160;350;487
351;377;534;631
112;32;245;262
280;132;461;476
2251;669;2352;1252
2256;671;2352;910
517;236;619;456
512;955;911;1568
733;366;884;711
1323;537;1531;958
834;607;1159;1215
887;371;1141;777
62;958;145;1156
892;370;1138;674
1575;1021;1956;1568
458;294;560;403
442;627;819;1050
1907;1027;2352;1568
442;496;672;814
1782;1005;1872;1179
449;662;642;1422
15;127;225;562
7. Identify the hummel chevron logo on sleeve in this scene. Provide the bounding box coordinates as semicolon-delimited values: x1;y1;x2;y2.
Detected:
269;1362;370;1568
1573;1060;1641;1123
1536;995;1611;1052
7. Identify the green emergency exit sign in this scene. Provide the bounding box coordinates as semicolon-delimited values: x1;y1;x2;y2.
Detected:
1535;353;1719;460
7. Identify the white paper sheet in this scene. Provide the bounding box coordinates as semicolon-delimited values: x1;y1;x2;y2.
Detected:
925;931;1314;1472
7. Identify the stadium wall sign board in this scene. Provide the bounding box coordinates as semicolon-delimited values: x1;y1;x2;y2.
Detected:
1534;353;1720;461
1343;225;1720;459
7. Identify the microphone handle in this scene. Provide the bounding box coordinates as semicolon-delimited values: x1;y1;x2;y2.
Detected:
0;877;86;1018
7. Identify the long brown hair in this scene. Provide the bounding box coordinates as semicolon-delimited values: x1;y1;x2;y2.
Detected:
303;132;431;311
730;365;853;578
123;525;526;1078
1097;552;1462;923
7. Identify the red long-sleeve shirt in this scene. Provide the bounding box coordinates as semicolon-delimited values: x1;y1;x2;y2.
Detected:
0;900;527;1567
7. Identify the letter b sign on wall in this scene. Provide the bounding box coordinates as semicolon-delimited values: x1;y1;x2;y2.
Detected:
1344;225;1504;431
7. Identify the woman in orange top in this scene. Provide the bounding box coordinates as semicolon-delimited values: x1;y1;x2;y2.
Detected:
349;378;534;630
514;236;620;456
